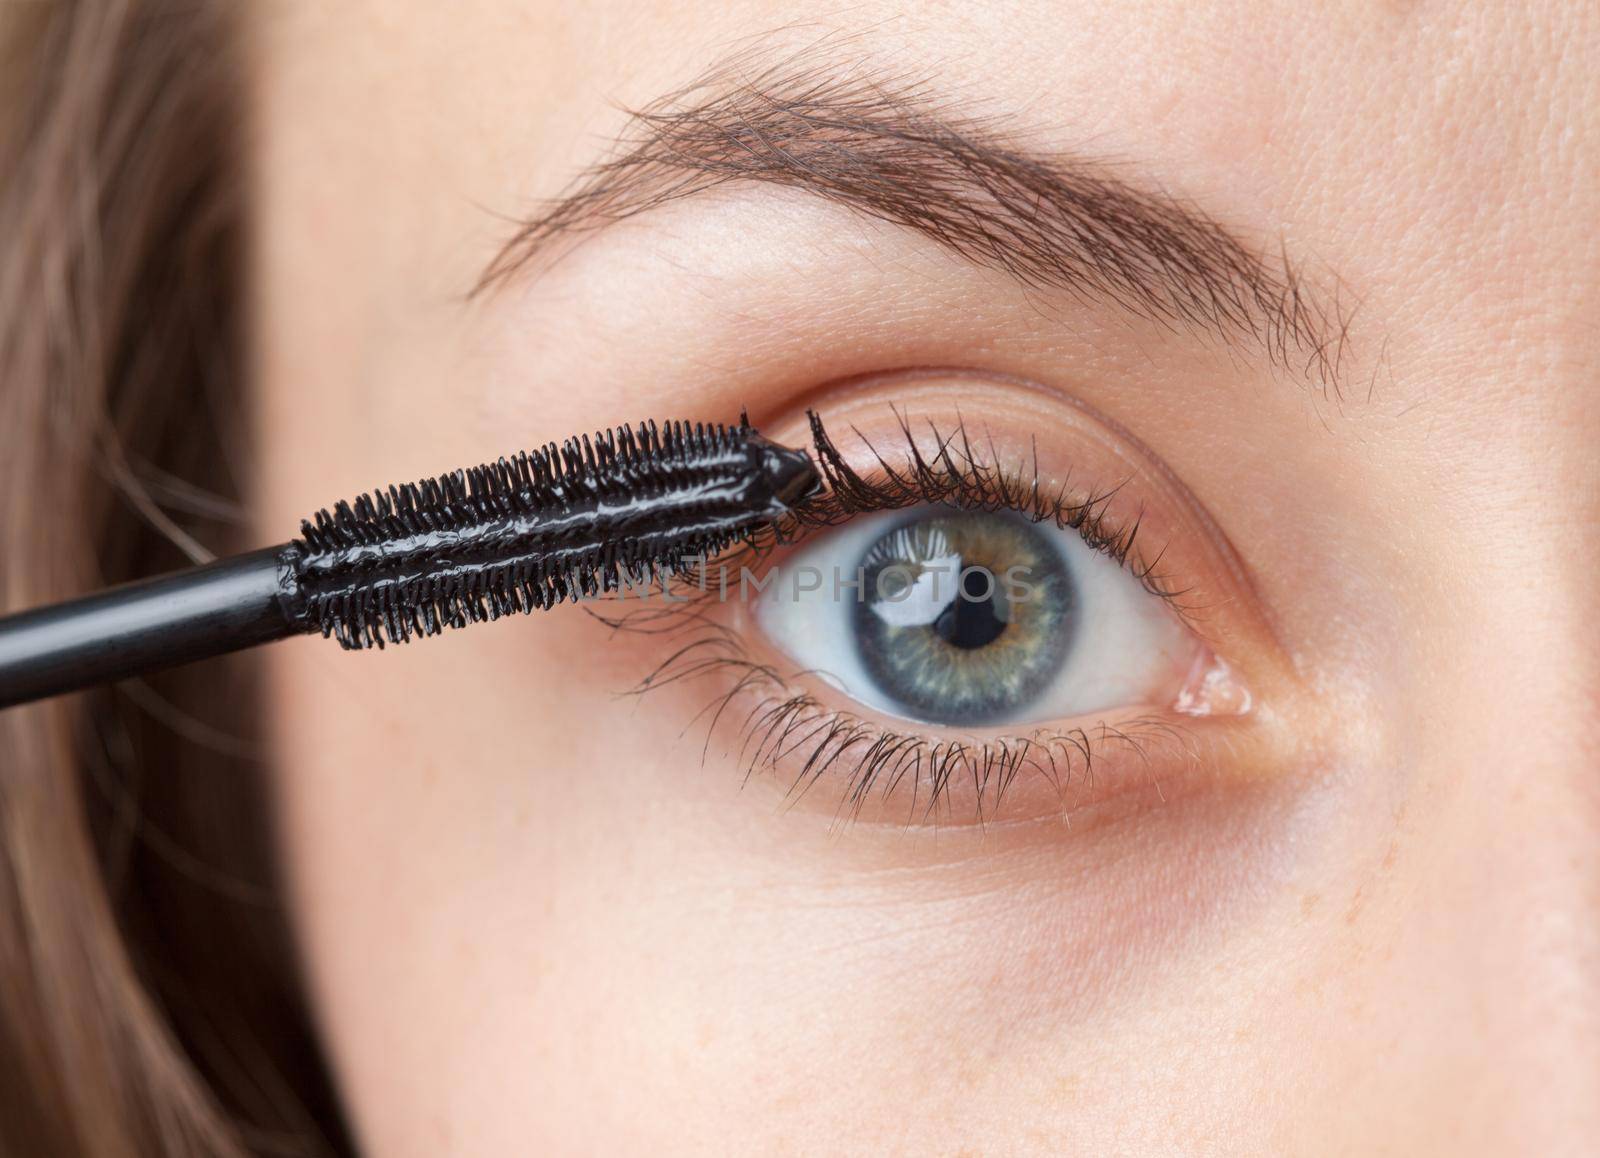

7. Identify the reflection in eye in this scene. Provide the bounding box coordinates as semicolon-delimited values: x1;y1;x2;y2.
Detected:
756;504;1191;728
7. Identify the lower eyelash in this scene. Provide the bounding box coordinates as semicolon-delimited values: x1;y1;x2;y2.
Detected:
611;608;1192;825
590;410;1203;823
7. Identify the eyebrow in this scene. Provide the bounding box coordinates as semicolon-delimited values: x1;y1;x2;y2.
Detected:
478;50;1351;390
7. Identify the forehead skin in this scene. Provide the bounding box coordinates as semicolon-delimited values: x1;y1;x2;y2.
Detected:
252;3;1600;1155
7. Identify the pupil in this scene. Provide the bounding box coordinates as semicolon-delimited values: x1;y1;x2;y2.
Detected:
934;567;1008;650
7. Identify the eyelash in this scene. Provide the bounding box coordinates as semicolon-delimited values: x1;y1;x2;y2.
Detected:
794;409;1192;613
598;410;1198;824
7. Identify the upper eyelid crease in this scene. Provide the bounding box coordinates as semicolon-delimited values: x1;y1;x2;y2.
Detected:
474;41;1359;394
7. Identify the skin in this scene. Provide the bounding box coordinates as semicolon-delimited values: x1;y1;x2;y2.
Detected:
252;2;1599;1154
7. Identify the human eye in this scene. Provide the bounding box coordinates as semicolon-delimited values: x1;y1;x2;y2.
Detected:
756;501;1189;729
627;377;1286;828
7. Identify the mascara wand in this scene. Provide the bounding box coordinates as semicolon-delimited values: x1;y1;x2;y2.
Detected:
0;418;819;710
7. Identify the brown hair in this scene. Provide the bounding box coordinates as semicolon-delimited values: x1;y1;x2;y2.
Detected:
0;3;344;1154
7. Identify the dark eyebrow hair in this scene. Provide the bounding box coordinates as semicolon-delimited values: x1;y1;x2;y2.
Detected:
477;50;1352;390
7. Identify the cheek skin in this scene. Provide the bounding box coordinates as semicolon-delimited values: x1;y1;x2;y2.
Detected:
269;609;1326;1154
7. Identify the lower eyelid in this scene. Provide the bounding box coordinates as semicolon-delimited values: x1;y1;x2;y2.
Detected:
629;619;1268;829
604;569;1275;829
721;582;1247;828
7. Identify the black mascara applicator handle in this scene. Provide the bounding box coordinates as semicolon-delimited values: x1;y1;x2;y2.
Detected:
0;545;303;709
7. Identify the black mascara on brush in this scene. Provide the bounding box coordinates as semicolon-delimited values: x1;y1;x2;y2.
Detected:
0;417;819;709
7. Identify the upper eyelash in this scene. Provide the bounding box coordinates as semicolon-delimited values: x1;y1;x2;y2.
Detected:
593;409;1200;823
791;409;1193;614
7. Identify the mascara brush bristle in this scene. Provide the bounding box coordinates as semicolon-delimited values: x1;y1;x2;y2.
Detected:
293;418;817;650
300;419;754;553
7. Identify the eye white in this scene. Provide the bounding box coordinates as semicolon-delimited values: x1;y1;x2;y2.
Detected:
752;508;1190;727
